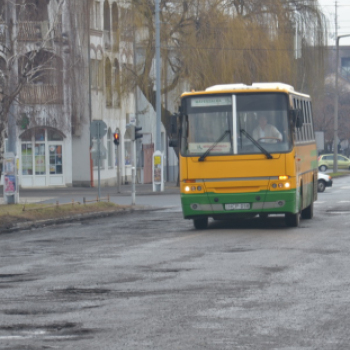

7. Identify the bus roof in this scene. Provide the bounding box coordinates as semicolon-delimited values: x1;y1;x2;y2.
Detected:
206;82;295;92
182;82;310;98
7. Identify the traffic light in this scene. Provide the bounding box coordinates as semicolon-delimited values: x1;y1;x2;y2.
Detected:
113;132;120;146
133;126;143;141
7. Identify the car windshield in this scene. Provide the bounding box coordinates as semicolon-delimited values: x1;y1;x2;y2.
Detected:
181;93;292;156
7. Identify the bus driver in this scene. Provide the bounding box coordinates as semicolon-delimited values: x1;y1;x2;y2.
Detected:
252;113;282;142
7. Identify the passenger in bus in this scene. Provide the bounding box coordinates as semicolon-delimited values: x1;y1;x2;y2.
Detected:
252;113;282;142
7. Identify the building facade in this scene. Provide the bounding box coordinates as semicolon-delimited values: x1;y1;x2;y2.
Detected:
0;0;178;188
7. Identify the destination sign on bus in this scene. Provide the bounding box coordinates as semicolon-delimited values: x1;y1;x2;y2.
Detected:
191;97;232;107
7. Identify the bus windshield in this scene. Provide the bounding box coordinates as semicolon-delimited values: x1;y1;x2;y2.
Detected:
181;93;292;157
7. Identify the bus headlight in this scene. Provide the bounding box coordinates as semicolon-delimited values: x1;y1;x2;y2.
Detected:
183;181;205;193
271;181;291;190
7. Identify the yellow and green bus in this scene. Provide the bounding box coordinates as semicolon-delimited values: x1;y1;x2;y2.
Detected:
170;83;318;229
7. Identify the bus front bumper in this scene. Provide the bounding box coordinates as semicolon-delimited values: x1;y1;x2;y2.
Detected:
181;190;298;219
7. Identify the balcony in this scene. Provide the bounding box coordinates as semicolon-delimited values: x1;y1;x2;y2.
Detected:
19;84;63;105
17;21;62;42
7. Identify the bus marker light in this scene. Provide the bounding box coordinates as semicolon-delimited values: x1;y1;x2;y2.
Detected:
279;176;289;180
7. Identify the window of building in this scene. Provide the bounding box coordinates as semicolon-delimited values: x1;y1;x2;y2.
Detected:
95;2;101;30
105;58;112;106
114;58;120;107
98;59;103;90
91;58;98;88
49;145;63;174
20;128;64;177
21;143;33;175
112;3;119;50
125;140;132;166
341;57;350;78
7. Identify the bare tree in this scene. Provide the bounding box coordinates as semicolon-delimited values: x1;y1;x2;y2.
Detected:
120;0;328;136
313;81;350;154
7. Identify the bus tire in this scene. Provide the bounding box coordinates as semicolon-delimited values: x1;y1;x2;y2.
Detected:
285;212;300;227
301;200;313;219
193;217;208;230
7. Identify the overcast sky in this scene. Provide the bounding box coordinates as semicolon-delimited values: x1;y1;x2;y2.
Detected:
318;0;350;45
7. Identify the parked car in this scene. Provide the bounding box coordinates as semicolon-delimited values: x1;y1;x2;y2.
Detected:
317;172;333;192
318;154;350;172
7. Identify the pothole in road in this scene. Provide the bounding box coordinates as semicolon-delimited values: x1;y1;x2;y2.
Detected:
225;248;255;253
152;268;190;273
0;274;26;279
51;287;111;295
0;274;37;285
0;322;94;341
326;210;350;215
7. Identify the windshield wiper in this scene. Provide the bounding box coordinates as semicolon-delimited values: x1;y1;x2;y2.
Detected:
198;130;230;162
240;129;273;159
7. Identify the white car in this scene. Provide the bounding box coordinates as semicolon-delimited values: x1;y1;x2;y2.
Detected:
317;172;333;193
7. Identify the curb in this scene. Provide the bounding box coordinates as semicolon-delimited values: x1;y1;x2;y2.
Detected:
0;205;161;234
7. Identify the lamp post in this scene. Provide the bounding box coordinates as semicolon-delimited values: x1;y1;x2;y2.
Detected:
334;34;350;172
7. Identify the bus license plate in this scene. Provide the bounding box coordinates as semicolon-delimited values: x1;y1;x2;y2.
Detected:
225;203;250;210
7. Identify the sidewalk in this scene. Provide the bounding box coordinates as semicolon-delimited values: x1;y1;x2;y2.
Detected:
0;182;180;207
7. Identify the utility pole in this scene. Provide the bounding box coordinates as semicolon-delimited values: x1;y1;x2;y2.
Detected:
335;1;338;46
6;1;18;204
154;0;162;192
334;34;350;173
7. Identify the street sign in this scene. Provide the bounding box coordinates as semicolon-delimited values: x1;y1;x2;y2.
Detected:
90;120;107;139
90;139;107;160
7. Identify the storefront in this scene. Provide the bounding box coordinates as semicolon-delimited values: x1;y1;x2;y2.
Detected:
20;127;65;187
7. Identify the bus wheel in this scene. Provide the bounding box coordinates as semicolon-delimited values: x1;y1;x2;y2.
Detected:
285;212;300;227
193;217;208;230
302;200;314;219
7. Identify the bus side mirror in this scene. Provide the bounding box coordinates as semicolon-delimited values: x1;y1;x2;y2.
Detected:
170;114;178;134
169;138;178;147
291;109;304;128
169;113;179;148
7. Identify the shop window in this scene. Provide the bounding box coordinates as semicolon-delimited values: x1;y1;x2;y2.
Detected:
35;128;45;141
21;143;33;175
49;145;63;174
35;143;46;175
21;129;32;141
20;128;64;178
48;130;64;141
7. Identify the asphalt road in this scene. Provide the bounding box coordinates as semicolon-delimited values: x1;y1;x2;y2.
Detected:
1;176;350;349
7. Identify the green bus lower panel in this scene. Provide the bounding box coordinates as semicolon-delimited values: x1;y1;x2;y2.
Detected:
181;190;298;219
